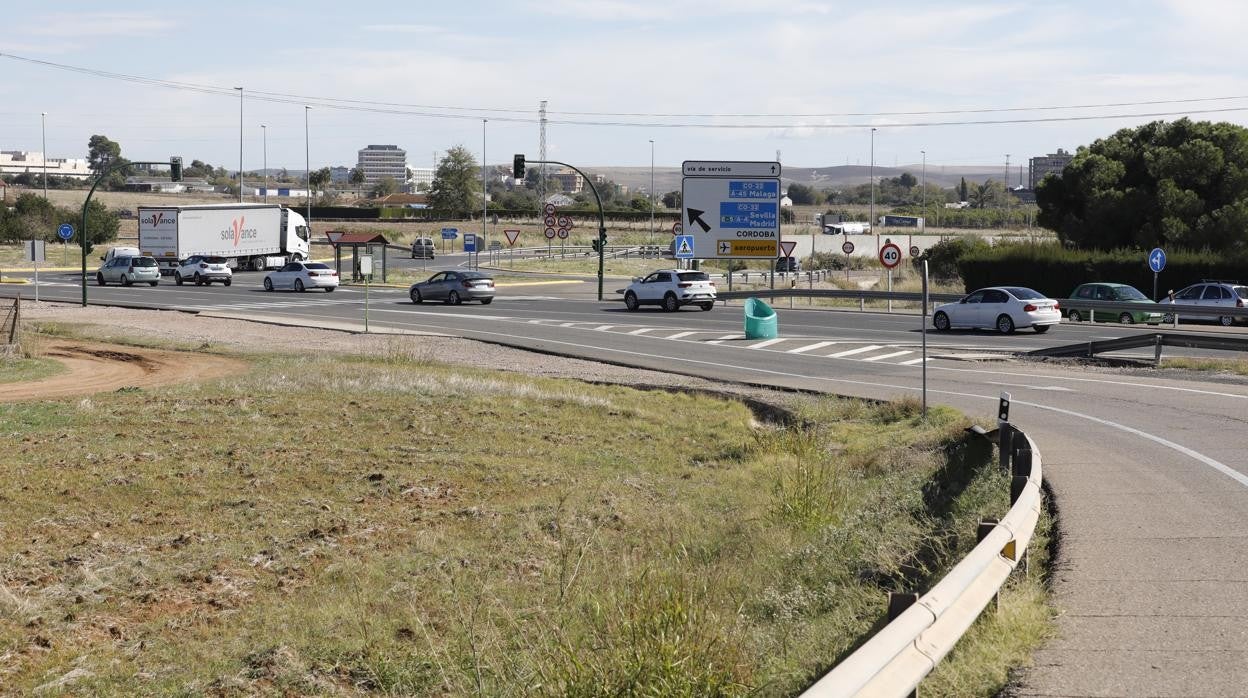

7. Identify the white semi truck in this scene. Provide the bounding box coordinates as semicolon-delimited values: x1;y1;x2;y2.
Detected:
137;203;311;273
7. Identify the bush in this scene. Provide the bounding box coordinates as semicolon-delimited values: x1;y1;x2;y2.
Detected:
912;237;990;282
810;250;874;271
957;242;1245;298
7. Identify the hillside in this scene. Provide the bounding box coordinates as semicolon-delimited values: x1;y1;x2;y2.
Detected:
587;164;1015;194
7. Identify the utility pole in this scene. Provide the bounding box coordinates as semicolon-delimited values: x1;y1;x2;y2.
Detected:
235;87;243;202
41;112;47;199
870;127;877;253
261;124;268;203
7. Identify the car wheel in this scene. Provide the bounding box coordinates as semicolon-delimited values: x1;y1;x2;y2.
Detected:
224;279;232;287
1119;312;1134;324
448;290;461;305
996;314;1016;334
624;291;639;311
480;297;493;305
1068;310;1082;322
1220;315;1234;327
263;277;273;292
1034;324;1051;334
149;281;158;287
933;311;950;331
662;293;679;312
194;273;203;286
324;287;334;293
410;288;423;304
122;274;133;286
295;279;305;292
174;272;183;286
699;302;714;311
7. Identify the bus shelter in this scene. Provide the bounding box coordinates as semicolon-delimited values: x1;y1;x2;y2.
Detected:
325;231;389;283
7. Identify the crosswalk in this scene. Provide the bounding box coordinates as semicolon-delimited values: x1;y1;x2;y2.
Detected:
518;319;939;365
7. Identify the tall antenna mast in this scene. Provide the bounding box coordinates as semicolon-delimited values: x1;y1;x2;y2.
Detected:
539;100;548;204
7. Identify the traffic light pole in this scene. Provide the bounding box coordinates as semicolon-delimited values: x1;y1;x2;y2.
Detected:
81;159;180;306
525;159;606;301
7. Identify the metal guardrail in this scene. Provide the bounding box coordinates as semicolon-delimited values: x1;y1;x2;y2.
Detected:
803;422;1043;697
1029;331;1248;358
1059;298;1248;323
717;289;964;303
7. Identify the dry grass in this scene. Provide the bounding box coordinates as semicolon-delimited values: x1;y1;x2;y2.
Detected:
0;341;1046;695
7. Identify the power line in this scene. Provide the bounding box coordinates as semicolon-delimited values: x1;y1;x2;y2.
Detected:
4;51;1248;130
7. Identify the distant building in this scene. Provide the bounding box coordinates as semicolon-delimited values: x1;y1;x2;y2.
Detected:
1029;148;1074;189
330;166;350;184
356;145;407;186
0;151;92;178
544;193;575;207
404;166;435;192
551;168;584;194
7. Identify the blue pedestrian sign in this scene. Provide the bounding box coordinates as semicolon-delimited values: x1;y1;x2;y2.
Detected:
1148;247;1166;273
57;224;74;241
463;233;477;253
441;227;459;240
674;234;695;259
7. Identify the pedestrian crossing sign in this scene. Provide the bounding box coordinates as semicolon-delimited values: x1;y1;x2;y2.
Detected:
675;234;695;259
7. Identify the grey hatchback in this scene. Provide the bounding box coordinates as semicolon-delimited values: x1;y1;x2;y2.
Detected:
409;270;495;305
97;255;160;286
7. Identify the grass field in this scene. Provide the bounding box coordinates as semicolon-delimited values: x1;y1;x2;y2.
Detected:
0;337;1052;695
0;356;63;383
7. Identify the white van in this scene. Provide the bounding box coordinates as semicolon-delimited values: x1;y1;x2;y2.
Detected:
102;246;141;263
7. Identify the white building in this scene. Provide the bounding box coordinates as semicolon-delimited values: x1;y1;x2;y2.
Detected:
0;151;92;178
403;166;435;192
356;144;407;185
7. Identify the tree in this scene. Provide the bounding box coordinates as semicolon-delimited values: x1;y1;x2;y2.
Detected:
1037;119;1248;251
428;145;480;216
958;177;969;202
786;182;818;205
661;191;681;209
308;167;331;189
349;167;366;185
897;172;917;189
87;135;122;174
370;176;399;198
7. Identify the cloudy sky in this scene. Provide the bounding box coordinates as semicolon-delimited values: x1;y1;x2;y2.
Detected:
2;0;1246;174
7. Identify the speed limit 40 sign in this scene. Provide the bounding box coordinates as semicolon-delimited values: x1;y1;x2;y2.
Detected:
879;242;902;269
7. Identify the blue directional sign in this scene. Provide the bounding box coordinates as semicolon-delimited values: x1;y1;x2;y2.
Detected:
57;224;74;241
441;227;458;240
674;234;695;259
681;161;782;259
463;233;477;253
1149;247;1166;273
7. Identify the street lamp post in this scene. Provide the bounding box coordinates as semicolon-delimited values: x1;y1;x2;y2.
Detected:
649;139;655;245
1004;154;1011;220
261;124;268;203
870;127;877;253
235;87;243;202
41;112;47;198
921;150;926;235
304;106;311;231
482;118;488;270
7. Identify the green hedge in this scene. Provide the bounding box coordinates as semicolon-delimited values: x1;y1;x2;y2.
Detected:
956;242;1247;298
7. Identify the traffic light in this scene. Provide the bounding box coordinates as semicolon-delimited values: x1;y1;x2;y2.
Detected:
512;154;525;180
591;238;601;253
170;156;183;182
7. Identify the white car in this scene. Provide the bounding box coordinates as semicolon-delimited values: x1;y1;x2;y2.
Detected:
933;286;1060;334
174;255;232;286
263;261;339;292
622;269;717;312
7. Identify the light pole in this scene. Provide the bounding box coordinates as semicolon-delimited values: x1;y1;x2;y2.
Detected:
1004;154;1011;219
304;106;311;230
235;87;243;202
261;124;268;203
870;127;877;253
921;150;926;235
41;112;47;198
649;139;655;244
482;118;488;269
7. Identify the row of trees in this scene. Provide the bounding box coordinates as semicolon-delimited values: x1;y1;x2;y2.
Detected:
0;194;117;250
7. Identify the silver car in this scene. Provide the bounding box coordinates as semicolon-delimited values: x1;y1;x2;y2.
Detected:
1160;281;1248;326
97;255;160;287
409;271;495;305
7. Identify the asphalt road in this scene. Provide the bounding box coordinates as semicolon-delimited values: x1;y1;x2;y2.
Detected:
6;270;1248;695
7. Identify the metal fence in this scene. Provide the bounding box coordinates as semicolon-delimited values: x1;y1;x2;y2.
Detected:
1;295;19;344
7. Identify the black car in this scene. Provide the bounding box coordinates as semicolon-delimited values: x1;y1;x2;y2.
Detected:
775;256;801;272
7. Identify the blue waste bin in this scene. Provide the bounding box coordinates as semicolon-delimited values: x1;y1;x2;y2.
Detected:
744;297;778;339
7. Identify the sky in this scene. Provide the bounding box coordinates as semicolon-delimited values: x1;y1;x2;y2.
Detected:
2;0;1247;175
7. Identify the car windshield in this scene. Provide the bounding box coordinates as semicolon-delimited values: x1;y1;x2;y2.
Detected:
306;263;331;270
461;271;491;280
1114;286;1148;301
1003;287;1045;300
678;272;710;281
132;258;157;267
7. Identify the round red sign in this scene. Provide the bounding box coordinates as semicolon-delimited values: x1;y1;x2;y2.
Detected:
879;242;902;269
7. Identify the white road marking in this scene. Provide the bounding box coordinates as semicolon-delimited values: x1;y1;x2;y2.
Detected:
628;328;654;335
748;338;787;349
899;357;931;365
828;345;883;358
666;331;698;339
788;341;836;354
559;322;577;327
594;325;614;331
717;334;739;340
863;350;912;362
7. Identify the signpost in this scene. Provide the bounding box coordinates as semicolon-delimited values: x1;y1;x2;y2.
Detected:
1149;247;1166;300
880;241;902;312
441;227;458;256
672;222;682;236
842;239;854;283
58;223;73;266
24;240;46;303
674;234;695;259
359;254;372;333
504;228;520;268
681;160;781;261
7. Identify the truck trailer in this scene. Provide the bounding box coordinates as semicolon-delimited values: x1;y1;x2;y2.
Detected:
137;204;311;273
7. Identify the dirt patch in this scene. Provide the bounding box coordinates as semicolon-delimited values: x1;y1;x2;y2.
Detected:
0;340;245;402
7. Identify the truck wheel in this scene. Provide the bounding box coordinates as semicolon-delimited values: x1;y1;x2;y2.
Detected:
252;258;266;272
294;279;305;292
96;273;106;286
174;272;183;286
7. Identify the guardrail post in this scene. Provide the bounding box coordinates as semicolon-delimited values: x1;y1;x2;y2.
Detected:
1011;447;1032;478
1010;475;1028;505
887;591;919;621
1154;334;1163;365
977;519;1002;612
999;423;1014;472
859;297;865;312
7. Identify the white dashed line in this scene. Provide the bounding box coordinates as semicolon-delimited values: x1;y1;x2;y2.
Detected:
748;338;787;350
628;328;654;335
788;341;836;354
899;357;932;365
827;345;883;358
594;325;614;331
863;350;913;362
666;331;698;339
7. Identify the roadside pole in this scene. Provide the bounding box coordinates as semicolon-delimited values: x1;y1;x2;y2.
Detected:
922;260;929;418
361;254;372;333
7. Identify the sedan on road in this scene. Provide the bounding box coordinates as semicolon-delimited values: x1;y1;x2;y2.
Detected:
96;255;160;287
1159;281;1248;326
174;255;233;286
263;262;339;292
409;270;495;305
933;286;1060;334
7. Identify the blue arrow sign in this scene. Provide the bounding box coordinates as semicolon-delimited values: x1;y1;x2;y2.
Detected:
440;227;458;240
674;235;695;259
1149;247;1166;273
57;223;74;241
